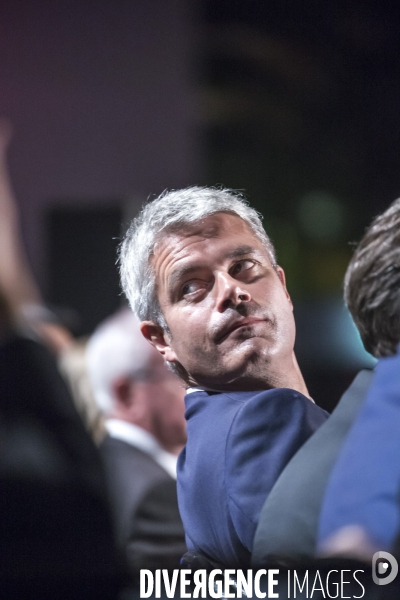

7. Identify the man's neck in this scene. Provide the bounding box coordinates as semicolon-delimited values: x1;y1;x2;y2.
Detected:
187;354;311;399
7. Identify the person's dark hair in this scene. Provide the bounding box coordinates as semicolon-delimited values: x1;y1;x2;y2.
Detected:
344;197;400;358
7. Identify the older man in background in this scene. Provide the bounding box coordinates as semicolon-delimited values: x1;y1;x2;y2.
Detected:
86;308;187;575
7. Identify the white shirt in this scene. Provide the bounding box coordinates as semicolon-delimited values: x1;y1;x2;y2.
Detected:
105;419;178;479
185;387;205;395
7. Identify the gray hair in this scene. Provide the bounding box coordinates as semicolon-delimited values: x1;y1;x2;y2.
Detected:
119;186;277;328
86;308;157;414
344;197;400;358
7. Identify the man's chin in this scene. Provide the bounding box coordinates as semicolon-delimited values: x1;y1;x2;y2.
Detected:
184;341;278;390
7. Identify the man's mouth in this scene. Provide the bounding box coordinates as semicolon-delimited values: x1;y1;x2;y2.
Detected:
215;317;267;343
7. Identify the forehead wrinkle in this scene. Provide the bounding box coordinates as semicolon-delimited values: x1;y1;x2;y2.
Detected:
226;245;259;259
154;214;270;304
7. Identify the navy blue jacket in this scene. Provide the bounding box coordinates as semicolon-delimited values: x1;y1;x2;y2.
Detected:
177;388;329;566
318;346;400;552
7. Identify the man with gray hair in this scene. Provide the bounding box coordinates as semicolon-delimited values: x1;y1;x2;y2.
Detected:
120;186;328;567
86;309;187;574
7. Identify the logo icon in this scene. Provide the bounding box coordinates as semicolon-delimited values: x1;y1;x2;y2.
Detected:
372;551;398;585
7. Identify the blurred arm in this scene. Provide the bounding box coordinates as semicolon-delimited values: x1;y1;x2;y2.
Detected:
0;120;72;353
0;120;42;309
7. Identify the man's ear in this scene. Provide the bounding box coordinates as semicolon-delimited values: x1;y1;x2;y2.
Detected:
276;266;293;307
112;376;134;407
140;321;178;363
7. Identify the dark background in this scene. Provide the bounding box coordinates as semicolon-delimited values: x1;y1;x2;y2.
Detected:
1;0;399;410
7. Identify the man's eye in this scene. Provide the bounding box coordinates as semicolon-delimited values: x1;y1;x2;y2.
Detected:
231;259;254;276
181;281;204;296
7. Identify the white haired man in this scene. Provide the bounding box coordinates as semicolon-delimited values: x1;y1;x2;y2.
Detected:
120;187;328;567
86;308;187;574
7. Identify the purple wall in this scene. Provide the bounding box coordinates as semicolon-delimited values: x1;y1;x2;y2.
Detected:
0;0;201;290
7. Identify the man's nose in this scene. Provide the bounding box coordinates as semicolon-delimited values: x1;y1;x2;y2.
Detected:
215;271;251;312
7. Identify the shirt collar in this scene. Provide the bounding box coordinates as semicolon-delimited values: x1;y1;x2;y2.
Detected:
186;385;224;394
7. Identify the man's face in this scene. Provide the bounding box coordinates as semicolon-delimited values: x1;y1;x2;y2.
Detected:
143;213;296;391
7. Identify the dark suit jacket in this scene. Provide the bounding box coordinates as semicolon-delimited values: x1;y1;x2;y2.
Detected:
252;369;373;566
100;435;186;574
177;388;328;567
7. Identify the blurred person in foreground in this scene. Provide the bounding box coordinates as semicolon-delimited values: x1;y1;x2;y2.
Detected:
317;197;400;559
0;119;105;443
0;272;120;596
252;197;400;566
119;186;328;567
0;122;121;597
86;308;187;575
